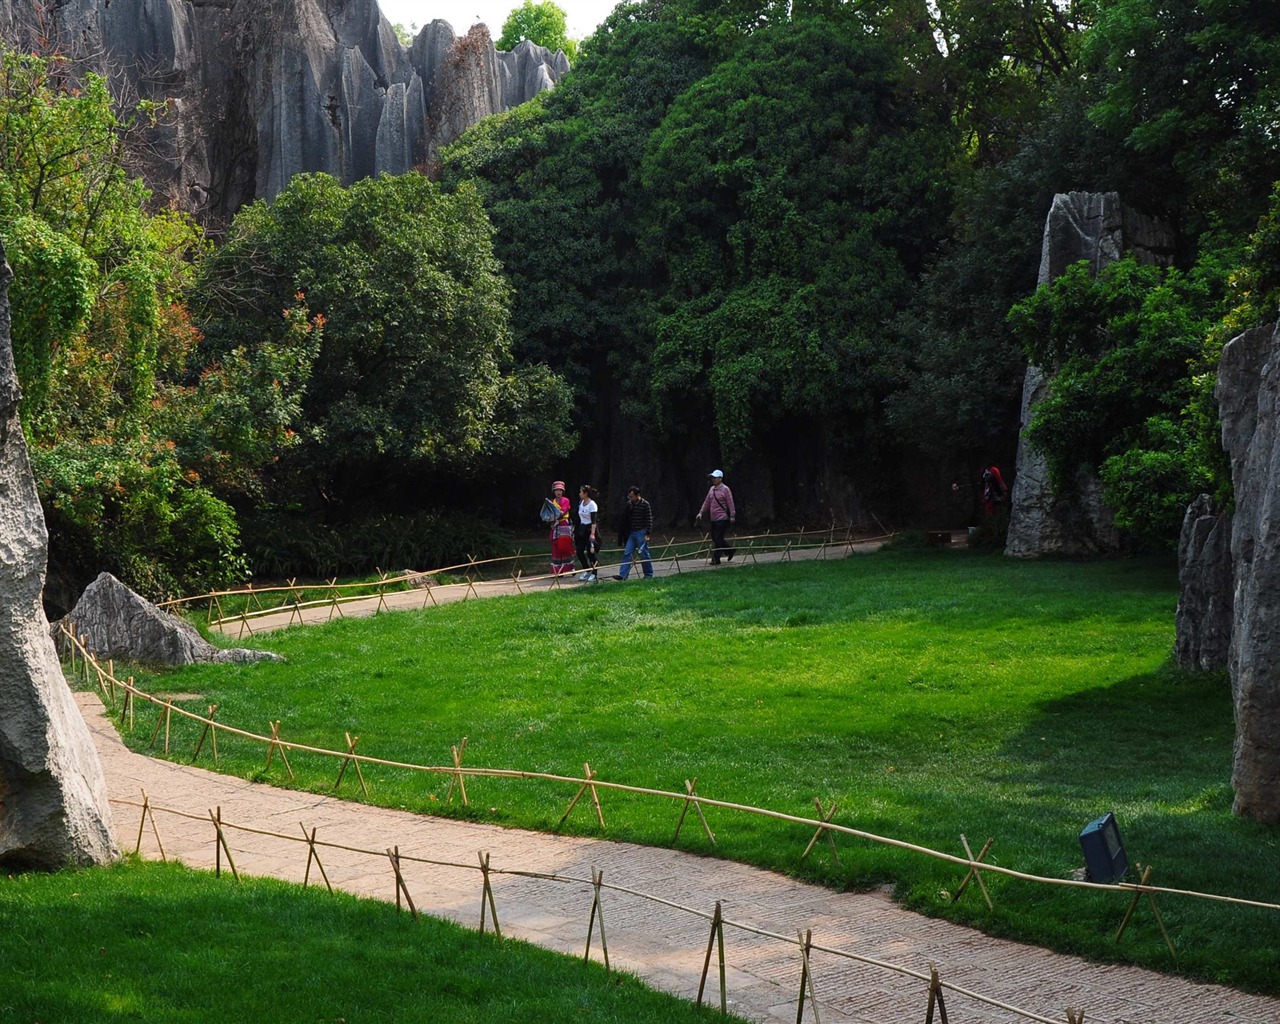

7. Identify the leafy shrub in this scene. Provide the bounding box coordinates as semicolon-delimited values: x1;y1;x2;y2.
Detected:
242;511;512;580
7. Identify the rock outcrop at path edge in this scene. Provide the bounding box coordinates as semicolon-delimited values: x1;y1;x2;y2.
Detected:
0;241;118;870
55;573;283;667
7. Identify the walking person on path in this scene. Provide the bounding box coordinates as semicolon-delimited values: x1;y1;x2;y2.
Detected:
695;469;736;565
612;486;654;580
548;480;576;575
575;484;601;581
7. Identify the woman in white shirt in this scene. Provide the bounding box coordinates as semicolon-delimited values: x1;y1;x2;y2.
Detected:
576;484;600;581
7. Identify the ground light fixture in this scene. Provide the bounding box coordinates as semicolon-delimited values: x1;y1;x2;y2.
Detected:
1079;811;1129;884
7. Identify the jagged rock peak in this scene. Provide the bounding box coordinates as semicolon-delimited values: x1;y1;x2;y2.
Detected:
0;0;568;222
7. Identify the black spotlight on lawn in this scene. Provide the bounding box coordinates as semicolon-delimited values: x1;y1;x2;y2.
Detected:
1079;811;1129;883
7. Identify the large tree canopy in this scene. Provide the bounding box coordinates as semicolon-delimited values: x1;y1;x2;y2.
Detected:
198;172;573;512
497;0;578;60
641;19;957;460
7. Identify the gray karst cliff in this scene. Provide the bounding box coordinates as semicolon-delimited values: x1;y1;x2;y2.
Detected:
0;0;568;221
1217;320;1280;823
1005;192;1175;557
0;241;119;871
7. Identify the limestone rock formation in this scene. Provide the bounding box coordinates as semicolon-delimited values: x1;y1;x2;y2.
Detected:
1218;320;1280;823
0;242;119;870
1174;494;1233;672
1005;192;1174;557
0;0;568;222
56;573;283;667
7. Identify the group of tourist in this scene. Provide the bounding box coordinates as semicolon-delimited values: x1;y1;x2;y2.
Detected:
545;472;737;580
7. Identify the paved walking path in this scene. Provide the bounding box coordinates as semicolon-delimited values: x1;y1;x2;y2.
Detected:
80;692;1280;1024
213;534;893;637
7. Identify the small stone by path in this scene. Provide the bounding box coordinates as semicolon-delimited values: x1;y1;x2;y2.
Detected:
79;691;1280;1024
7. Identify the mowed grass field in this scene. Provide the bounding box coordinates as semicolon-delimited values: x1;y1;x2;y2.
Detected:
0;860;741;1024
124;547;1280;992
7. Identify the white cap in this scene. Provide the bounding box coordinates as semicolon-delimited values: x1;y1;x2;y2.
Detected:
709;469;724;478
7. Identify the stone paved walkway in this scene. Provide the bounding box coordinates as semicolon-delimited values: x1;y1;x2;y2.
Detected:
80;692;1280;1024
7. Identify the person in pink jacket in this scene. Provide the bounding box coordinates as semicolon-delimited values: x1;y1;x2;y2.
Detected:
695;470;736;565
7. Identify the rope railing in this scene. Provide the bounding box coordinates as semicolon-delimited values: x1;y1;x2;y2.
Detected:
112;792;1086;1024
61;623;1280;922
157;524;886;631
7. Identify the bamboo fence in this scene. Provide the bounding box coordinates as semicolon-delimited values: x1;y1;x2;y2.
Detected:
61;623;1280;939
112;791;1090;1024
155;524;887;636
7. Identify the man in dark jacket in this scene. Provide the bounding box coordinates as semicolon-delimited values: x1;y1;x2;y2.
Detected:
612;486;654;580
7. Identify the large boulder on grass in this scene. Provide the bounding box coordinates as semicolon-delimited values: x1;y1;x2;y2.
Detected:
55;573;282;667
0;242;119;870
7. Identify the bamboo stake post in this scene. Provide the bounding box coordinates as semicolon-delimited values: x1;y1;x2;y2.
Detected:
301;824;333;893
696;901;727;1014
192;704;219;763
326;578;344;622
1115;865;1177;958
478;851;501;938
446;737;469;806
332;732;368;797
133;788;167;861
801;798;840;864
375;571;392;615
925;964;949;1024
287;578;303;627
796;928;820;1024
673;777;716;846
107;658;116;702
583;867;610;972
557;762;606;831
264;721;295;779
1065;1009;1085;1024
463;557;481;600
388;846;419;918
210;806;239;881
953;834;995;909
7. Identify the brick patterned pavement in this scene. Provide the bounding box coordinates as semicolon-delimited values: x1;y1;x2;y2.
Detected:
79;692;1280;1024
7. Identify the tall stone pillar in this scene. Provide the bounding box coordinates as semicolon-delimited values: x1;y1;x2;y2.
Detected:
1005;192;1173;557
0;241;119;869
1218;320;1280;823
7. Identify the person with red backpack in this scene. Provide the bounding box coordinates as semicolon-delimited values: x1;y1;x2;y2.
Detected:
980;465;1008;518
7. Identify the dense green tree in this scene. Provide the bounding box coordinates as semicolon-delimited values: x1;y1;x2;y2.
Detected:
197;172;573;514
443;3;716;459
0;47;266;600
640;19;956;460
497;0;577;60
1080;0;1280;234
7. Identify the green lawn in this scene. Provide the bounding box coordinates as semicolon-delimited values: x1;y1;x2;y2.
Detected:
0;860;739;1023
123;547;1280;992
